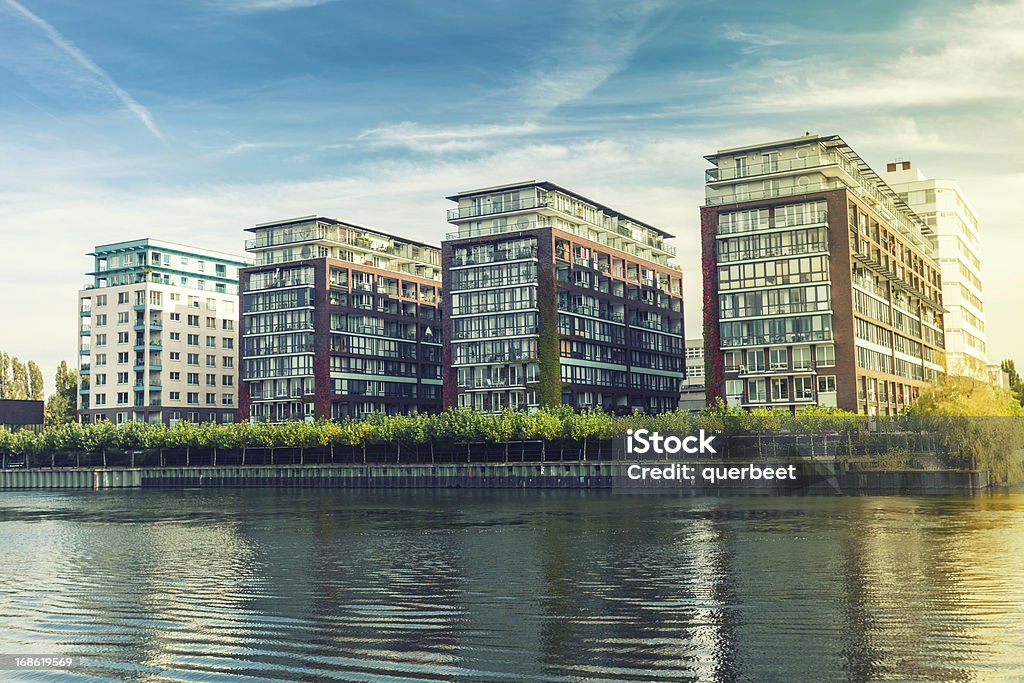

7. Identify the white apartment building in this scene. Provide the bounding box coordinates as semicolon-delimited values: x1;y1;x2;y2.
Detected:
77;239;246;425
882;161;988;380
680;338;706;412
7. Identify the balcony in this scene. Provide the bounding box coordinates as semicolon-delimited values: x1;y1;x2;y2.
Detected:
80;309;92;317
133;342;162;351
245;225;327;250
705;155;825;183
448;197;547;221
79;363;90;374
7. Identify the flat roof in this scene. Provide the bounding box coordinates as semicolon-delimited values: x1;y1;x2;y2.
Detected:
704;133;824;162
446;180;673;239
245;215;440;251
89;238;247;265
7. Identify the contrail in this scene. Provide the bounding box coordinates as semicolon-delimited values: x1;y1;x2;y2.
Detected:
2;0;166;142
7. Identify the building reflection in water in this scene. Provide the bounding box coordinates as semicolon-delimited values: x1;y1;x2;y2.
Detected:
0;490;1021;681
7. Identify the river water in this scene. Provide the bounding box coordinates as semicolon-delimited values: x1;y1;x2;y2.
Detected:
0;490;1022;682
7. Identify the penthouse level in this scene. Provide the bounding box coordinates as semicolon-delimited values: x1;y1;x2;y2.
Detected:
239;216;442;422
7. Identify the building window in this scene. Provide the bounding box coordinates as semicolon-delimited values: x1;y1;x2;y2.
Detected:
746;350;765;372
817;375;837;394
747;379;766;403
769;348;788;371
793;346;812;370
770;377;789;401
816;345;835;368
794;376;814;400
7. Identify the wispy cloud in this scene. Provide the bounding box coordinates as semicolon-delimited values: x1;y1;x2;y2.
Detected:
2;0;165;142
515;1;669;117
358;122;543;153
213;0;341;12
721;25;785;53
733;0;1024;112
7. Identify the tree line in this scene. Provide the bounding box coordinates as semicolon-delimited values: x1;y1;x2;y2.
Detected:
0;352;44;401
0;354;77;427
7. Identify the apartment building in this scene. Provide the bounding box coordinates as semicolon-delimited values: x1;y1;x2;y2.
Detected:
443;181;685;414
881;161;988;380
701;134;946;415
77;239;245;425
239;216;442;422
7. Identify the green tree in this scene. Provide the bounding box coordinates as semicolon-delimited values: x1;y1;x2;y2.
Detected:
908;375;1024;483
44;361;78;427
1001;359;1024;407
9;357;28;400
0;352;9;399
27;361;44;401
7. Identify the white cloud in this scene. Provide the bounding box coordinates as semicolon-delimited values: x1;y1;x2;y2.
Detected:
357;122;544;153
736;0;1024;112
515;2;668;117
1;0;166;142
721;25;785;53
212;0;341;12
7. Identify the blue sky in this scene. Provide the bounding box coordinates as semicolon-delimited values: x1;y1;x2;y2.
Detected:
1;0;1022;389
